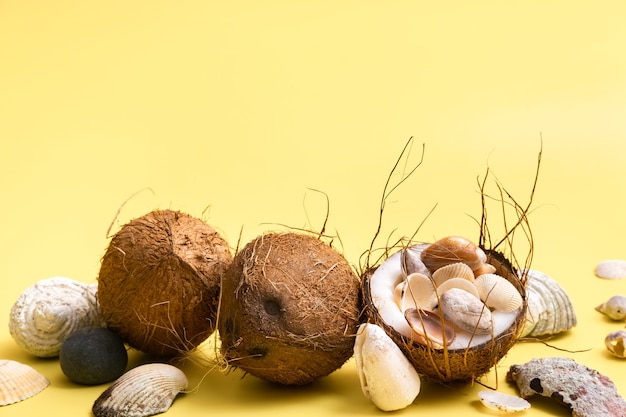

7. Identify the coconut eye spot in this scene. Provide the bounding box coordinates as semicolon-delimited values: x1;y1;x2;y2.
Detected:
263;299;281;316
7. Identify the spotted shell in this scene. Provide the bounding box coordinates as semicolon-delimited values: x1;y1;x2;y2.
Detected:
92;363;188;417
9;277;105;357
519;269;577;337
0;360;49;406
474;273;523;313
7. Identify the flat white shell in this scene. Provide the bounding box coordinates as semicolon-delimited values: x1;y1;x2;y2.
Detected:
399;273;438;312
0;360;50;406
354;323;421;411
478;390;531;412
595;259;626;279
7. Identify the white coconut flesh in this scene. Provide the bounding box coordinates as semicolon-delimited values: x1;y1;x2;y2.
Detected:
368;249;519;350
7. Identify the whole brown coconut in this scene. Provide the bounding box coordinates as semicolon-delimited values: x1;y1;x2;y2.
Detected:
97;209;232;357
363;248;526;383
218;232;362;386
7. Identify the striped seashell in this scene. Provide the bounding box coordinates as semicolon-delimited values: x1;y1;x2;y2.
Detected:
0;360;49;406
432;262;474;287
474;273;523;313
92;363;188;417
9;277;105;357
397;273;438;312
436;277;480;300
519;269;577;337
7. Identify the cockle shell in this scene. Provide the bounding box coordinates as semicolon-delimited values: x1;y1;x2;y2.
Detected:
354;323;421;411
605;330;626;358
436;277;480;300
595;295;626;321
0;360;49;406
474;273;523;313
519;269;577;338
478;390;531;412
404;308;456;347
396;273;438;312
420;236;487;272
439;288;493;335
9;277;105;357
431;262;474;286
92;363;188;417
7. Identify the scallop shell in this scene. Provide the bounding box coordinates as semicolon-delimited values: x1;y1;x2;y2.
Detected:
9;277;105;357
0;360;49;406
431;262;474;286
474;273;523;313
436;277;480;299
519;269;577;338
478;390;531;412
404;308;456;348
595;295;626;321
92;363;188;417
439;288;493;335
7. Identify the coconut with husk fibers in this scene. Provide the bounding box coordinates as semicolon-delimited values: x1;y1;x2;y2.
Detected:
97;209;232;357
217;231;362;386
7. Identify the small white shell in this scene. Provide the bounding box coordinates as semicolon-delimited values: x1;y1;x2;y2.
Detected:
474;273;523;313
595;295;626;321
432;262;474;286
605;330;626;358
478;390;531;412
0;360;50;406
436;277;480;299
519;269;577;338
354;323;421;411
595;260;626;279
439;288;493;335
9;277;105;357
92;363;188;417
398;273;438;312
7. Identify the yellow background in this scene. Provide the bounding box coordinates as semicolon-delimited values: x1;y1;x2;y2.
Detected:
2;1;626;416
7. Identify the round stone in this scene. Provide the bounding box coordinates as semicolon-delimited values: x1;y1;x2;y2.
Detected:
60;327;128;385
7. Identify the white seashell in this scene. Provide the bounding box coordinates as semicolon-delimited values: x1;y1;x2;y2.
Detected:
398;273;438;312
595;259;626;279
439;288;493;335
519;269;577;337
0;360;49;406
400;244;431;277
474;273;523;313
595;295;626;321
431;262;474;287
478;390;531;412
473;262;497;277
354;323;421;411
9;277;105;357
436;277;480;300
404;308;456;348
605;330;626;358
92;363;188;417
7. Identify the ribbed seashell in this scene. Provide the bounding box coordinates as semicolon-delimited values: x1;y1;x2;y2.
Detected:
404;308;456;348
439;288;493;335
436;277;480;300
9;277;105;357
0;360;49;406
595;295;626;321
474;273;523;313
397;273;438;312
432;262;474;287
519;269;577;337
92;363;188;417
472;262;497;277
420;236;487;272
354;323;421;411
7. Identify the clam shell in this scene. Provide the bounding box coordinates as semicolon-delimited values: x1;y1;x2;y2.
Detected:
439;288;493;335
595;295;626;321
398;273;438;312
478;390;531;412
0;360;49;406
404;308;456;348
474;273;523;313
432;262;474;287
92;363;188;417
436;277;480;299
519;269;577;337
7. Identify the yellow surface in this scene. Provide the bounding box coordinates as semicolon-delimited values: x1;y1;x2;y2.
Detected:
1;1;626;416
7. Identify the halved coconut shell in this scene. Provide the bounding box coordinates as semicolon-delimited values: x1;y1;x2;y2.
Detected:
363;248;526;383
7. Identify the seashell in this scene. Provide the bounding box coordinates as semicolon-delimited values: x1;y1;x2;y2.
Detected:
478;390;531;412
605;330;626;358
519;269;577;338
0;360;49;406
400;244;431;277
92;363;188;417
420;236;487;272
431;262;474;286
439;288;492;335
595;259;626;279
404;308;456;348
436;277;480;299
595;295;626;321
353;323;421;411
398;273;438;312
9;277;105;357
473;262;497;277
474;273;523;313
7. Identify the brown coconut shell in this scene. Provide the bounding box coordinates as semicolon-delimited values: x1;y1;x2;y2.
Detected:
97;209;232;357
362;249;526;383
218;232;362;386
